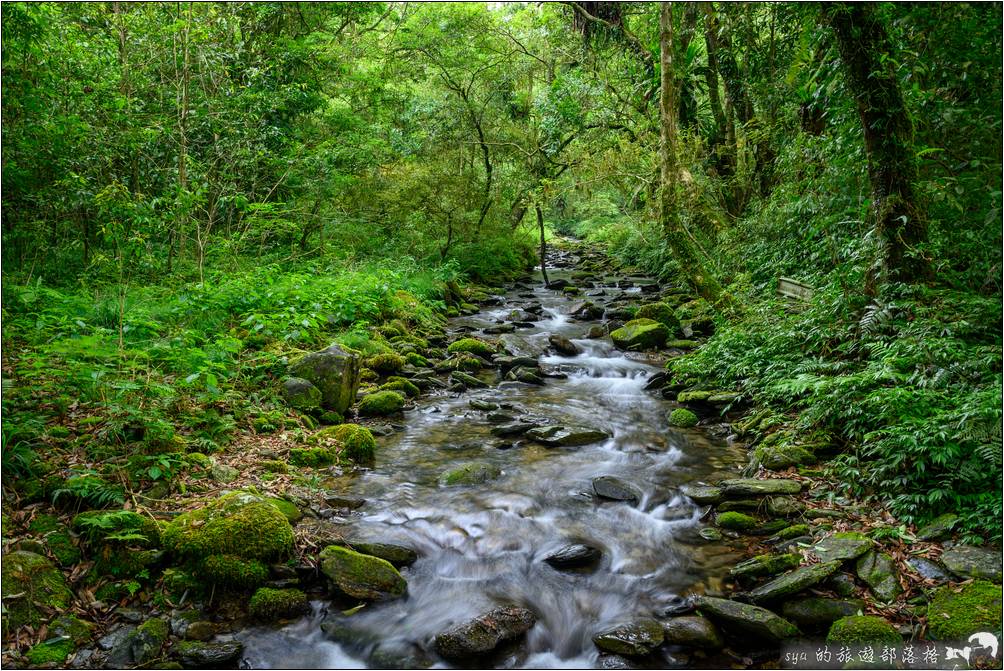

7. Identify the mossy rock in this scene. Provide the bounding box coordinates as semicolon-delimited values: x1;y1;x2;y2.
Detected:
261;460;289;474
677;390;714;403
731;553;801;581
289;447;337;467
357;390;406;417
249;587;309;621
364;353;406;375
380;378;420;398
91;545;161;579
717;511;758;532
1;551;74;635
319;410;345;426
635;302;681;335
405;352;430;368
29;514;81;567
288;344;361;414
162;492;294;563
826;615;900;646
50;614;95;645
754;442;816;470
441;462;502;486
26;638;76;665
201;554;268;590
281;377;322;411
447;338;495;358
774;524;811;540
610;318;669;351
310;423;377;464
71;510;162;549
669;408;699;428
781;598;865;633
268;498;302;524
318;545;407;601
927;580;1002;641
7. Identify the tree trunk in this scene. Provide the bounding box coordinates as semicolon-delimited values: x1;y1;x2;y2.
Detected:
702;3;730;166
536;202;549;288
825;2;929;288
659;3;726;307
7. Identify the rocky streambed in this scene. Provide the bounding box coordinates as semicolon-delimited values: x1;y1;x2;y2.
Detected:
5;242;1001;670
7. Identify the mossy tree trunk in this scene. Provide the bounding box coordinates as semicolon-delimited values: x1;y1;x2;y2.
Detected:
659;2;727;308
825;2;930;290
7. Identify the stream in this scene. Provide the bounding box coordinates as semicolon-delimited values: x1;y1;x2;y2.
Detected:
238;252;746;669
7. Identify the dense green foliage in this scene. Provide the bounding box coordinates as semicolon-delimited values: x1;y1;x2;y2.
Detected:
1;0;1001;559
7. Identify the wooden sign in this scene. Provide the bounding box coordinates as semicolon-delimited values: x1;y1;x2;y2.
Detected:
777;277;814;302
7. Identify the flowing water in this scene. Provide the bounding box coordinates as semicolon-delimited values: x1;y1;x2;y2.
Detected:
239;261;746;669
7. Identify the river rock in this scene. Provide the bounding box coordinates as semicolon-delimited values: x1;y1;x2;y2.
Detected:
174;640;244;668
433;606;536;660
526;425;609;447
592;619;664;656
916;513;958;541
748;561;842;604
451;370;488;388
282;377;322;411
681;484;722;505
730;553;801;581
940;545;1003;582
318;545;407;601
499;334;548;358
288;344;360;414
766;496;804;518
855;550;902;602
592;476;641;505
780;597;866;633
694;596;799;642
661;616;723;650
544;544;601;570
548;334;582;355
718;478;802;497
610;319;669;351
570;301;604;320
491;422;537;437
470;399;499;411
341;541;418;567
905;557;952;583
508;367;545;385
586;326;606;339
811;532;874;563
441;461;502;486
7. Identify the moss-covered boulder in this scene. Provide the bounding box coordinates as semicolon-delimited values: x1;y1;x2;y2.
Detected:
268;498;303;524
173;640;244;668
826;616;900;646
593;619;665;656
200;554;268;590
28;514;80;567
357;390;406;417
1;551;74;635
927;580;1002;641
339;541;418;567
26;637;76;665
249;587;309;621
812;532;874;563
730;553;802;581
719;478;802;497
635;302;681;335
695;596;799;642
916;513;958;541
441;462;502;486
289;446;337;467
662;616;723;650
433;606;536;661
780;597;865;633
281;377;322;411
380;378;420;398
717;511;758;532
319;545;407;601
748;561;843;604
107;617;170;667
753;441;816;470
313;423;377;464
855;550;902;603
447;338;495;358
288;344;361;414
610;319;669;351
668;408;699;428
162;492;294;564
71;510;162;549
364;352;407;375
940;545;1003;583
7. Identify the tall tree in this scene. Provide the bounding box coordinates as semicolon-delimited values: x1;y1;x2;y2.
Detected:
658;2;726;307
824;2;930;289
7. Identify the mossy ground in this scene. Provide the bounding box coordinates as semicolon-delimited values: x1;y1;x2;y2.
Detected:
826;616;901;646
927;580;1003;641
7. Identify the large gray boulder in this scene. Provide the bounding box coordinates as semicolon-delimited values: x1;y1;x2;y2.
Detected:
940;545;1003;583
288;344;360;414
